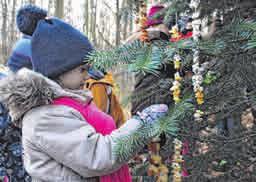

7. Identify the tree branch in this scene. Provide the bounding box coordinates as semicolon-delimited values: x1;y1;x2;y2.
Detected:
103;1;115;14
96;24;114;48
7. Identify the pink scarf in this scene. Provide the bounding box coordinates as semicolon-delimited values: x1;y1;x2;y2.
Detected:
53;97;131;182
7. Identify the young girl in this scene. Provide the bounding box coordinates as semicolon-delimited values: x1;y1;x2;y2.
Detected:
0;13;168;182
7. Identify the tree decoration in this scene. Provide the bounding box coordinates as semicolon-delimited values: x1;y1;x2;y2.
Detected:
170;54;182;104
170;25;182;39
137;1;149;42
170;25;183;42
147;137;169;182
192;58;204;105
172;138;183;182
194;109;204;122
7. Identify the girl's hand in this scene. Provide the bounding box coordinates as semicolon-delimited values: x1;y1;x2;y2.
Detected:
136;104;168;123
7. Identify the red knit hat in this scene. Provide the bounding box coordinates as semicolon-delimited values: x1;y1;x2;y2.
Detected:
146;5;165;27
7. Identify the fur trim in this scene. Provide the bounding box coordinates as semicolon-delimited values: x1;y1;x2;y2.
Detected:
0;68;92;126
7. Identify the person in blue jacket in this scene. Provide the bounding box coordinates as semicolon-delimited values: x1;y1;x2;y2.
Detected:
0;4;47;182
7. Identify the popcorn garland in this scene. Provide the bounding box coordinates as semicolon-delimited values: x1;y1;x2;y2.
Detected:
191;15;205;121
194;109;204;122
192;53;204;105
192;50;204;122
170;54;182;104
172;139;183;182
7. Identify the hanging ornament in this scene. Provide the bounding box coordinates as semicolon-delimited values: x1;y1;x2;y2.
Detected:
194;109;204;122
171;139;190;182
147;137;169;182
137;1;149;42
170;25;183;42
170;25;182;39
170;54;182;104
192;61;204;105
191;17;204;106
172;139;183;182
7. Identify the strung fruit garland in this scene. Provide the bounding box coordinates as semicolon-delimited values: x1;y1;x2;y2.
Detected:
136;1;149;42
170;54;182;104
148;137;169;182
194;109;204;122
170;25;183;42
191;15;205;121
136;2;169;181
169;25;192;182
192;52;204;122
172;139;183;182
169;26;184;181
169;26;185;182
192;51;204;106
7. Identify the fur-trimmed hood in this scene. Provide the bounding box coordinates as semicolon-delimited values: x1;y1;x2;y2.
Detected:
0;68;92;126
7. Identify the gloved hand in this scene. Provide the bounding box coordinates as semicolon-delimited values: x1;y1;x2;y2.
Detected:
136;104;168;124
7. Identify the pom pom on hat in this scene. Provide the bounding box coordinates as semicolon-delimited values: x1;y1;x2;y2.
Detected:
16;4;47;35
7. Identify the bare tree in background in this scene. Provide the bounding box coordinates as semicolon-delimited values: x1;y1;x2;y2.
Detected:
40;0;43;7
48;0;55;16
121;0;128;40
90;0;97;45
83;0;89;35
128;1;134;33
1;0;8;63
54;0;64;18
10;0;17;46
115;0;120;46
29;0;35;4
64;0;73;24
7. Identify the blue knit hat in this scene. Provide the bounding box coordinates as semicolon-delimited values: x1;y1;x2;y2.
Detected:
31;18;94;78
7;35;32;72
16;4;47;35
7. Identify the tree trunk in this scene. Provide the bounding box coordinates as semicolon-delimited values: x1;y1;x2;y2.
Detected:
29;0;36;4
83;0;89;35
65;0;73;24
1;0;8;64
121;0;128;40
9;0;17;54
40;0;44;7
128;1;133;33
90;0;97;46
48;0;54;15
115;0;121;46
55;0;64;18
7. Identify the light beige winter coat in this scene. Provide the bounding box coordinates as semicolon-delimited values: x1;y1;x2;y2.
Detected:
0;69;158;182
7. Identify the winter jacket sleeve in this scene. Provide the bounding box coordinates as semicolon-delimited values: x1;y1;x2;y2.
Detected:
23;105;152;178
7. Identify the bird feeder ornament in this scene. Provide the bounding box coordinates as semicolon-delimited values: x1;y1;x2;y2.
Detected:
171;54;183;104
172;138;183;182
137;1;149;42
147;137;169;182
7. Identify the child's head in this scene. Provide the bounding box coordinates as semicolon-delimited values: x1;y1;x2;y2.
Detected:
57;65;90;90
26;15;94;89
